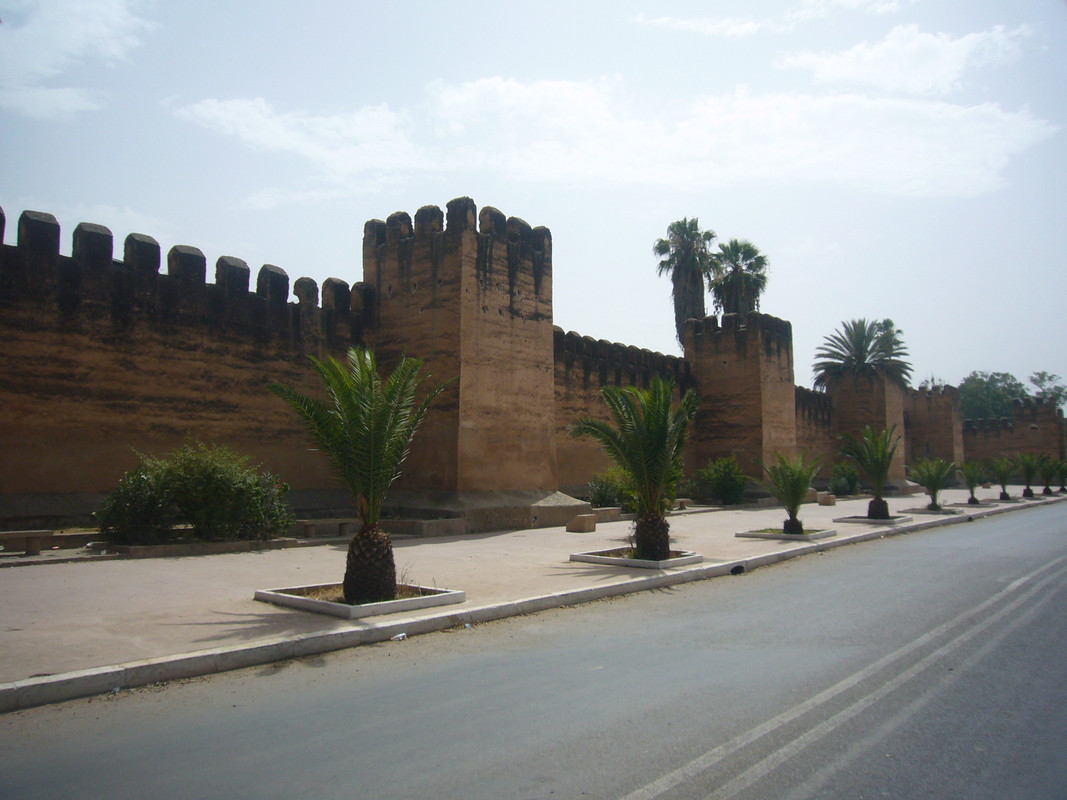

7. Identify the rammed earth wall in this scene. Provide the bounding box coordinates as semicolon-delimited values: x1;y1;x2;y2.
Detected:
1;199;1060;529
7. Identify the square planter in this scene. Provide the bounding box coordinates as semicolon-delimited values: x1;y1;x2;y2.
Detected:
254;583;465;619
832;515;913;525
735;528;836;542
569;548;703;569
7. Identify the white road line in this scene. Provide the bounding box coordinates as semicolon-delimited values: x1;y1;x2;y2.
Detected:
617;554;1067;800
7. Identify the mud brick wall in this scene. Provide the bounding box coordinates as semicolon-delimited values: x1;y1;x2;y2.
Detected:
795;386;835;475
905;386;964;463
0;209;374;525
962;398;1065;463
682;313;798;477
363;199;557;494
828;373;907;481
553;328;693;493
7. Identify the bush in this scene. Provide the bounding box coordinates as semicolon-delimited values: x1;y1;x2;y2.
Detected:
585;467;634;510
98;443;294;545
697;456;748;505
828;462;859;496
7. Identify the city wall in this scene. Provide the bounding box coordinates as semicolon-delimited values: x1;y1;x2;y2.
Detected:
962;399;1065;463
2;199;1061;530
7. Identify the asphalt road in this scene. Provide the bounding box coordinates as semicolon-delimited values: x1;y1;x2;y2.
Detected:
3;504;1066;800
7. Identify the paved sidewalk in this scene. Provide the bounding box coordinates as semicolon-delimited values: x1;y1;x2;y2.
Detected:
1;488;1063;711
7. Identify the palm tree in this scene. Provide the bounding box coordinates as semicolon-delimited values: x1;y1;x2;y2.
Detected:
761;452;822;534
907;458;958;511
654;218;716;347
1056;459;1067;493
1015;452;1043;498
840;425;900;519
987;456;1016;501
1037;454;1057;495
959;460;986;505
812;318;913;389
708;238;768;315
270;347;448;604
570;376;699;561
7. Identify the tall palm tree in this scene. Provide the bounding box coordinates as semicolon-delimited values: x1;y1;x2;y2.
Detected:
654;218;716;347
570;377;699;561
840;425;900;519
812;318;913;389
708;238;768;315
270;347;448;604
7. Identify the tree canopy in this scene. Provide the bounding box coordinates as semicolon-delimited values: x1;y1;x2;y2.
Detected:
654;218;716;348
958;370;1066;420
708;238;768;315
812;318;913;389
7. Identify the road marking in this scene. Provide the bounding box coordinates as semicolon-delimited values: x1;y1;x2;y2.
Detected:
618;554;1067;800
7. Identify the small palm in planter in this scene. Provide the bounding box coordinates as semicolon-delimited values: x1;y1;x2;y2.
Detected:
270;347;448;604
907;457;958;511
761;452;822;535
959;460;986;505
1037;454;1057;495
1057;459;1067;493
571;377;699;561
1015;452;1043;498
840;425;900;520
988;456;1016;501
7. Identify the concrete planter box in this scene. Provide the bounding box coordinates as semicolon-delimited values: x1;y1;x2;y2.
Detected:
254;583;466;619
569;548;703;569
735;528;836;542
833;515;913;525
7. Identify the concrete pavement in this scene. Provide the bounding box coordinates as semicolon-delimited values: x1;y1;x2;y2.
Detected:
1;487;1063;712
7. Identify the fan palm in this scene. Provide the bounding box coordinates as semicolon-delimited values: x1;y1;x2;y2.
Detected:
959;460;986;505
987;456;1016;501
570;377;699;561
654;218;716;347
840;425;900;519
708;238;768;315
270;347;448;604
760;452;822;534
907;457;958;511
812;318;913;389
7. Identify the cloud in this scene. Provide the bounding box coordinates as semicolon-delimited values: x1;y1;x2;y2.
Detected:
175;77;1057;205
778;24;1033;95
0;0;154;120
629;13;766;38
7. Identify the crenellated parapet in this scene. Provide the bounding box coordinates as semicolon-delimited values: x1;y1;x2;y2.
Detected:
963;418;1014;433
684;311;793;360
795;386;833;426
0;205;371;356
553;326;692;391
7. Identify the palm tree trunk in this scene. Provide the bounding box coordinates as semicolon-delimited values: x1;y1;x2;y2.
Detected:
867;498;890;519
633;514;671;561
343;525;397;604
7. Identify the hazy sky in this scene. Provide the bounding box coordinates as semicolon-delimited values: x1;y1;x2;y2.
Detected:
2;0;1064;388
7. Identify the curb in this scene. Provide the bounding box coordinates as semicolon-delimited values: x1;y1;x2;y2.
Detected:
2;495;1063;713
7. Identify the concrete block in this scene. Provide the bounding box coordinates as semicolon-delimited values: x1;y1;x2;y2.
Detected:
817;492;837;506
566;514;597;532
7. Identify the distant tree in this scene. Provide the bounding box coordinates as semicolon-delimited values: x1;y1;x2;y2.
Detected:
708;238;768;316
1029;371;1067;410
812;318;912;389
957;371;1027;420
654;218;716;348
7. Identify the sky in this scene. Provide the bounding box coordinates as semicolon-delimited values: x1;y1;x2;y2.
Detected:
2;0;1065;389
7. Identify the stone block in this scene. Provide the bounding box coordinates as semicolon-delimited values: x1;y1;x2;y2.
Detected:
566;514;597;532
817;492;837;506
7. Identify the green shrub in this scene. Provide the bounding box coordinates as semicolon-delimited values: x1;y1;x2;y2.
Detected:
585;467;634;510
96;455;177;545
98;443;294;545
697;456;748;505
828;462;859;496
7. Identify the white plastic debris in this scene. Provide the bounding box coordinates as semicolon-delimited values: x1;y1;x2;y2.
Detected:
390;633;407;641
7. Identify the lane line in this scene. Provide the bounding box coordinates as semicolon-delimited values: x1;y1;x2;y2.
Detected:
617;554;1067;800
708;562;1067;800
